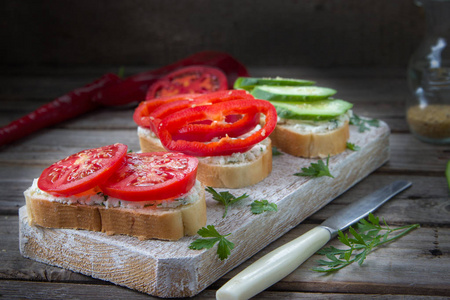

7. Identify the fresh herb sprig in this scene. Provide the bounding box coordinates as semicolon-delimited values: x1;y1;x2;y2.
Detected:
313;213;420;273
189;225;234;260
294;155;334;178
350;114;380;133
251;200;278;214
272;147;283;156
346;142;361;151
206;187;249;218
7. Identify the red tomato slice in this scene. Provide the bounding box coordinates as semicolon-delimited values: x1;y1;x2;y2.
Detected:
146;65;228;99
37;143;128;196
100;152;198;202
133;93;202;129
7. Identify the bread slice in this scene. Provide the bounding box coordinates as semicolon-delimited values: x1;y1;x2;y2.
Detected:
137;126;272;188
24;180;206;241
270;117;350;158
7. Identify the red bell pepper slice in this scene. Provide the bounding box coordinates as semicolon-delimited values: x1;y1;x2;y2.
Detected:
158;99;277;156
146;65;228;99
173;112;261;142
133;93;203;129
148;89;254;134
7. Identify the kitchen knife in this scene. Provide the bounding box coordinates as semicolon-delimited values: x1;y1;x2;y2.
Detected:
216;180;412;300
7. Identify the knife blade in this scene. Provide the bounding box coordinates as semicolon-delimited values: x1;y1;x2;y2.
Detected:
216;180;412;300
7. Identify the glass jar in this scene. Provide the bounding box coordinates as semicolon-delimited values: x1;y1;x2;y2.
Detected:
406;0;450;144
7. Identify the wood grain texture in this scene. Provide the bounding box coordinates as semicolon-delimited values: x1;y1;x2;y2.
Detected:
19;121;389;298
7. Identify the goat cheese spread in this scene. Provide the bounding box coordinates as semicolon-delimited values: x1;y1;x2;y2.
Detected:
25;179;202;209
137;125;269;165
278;110;352;134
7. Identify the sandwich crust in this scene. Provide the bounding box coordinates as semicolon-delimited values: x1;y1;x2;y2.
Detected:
24;183;206;241
270;121;350;158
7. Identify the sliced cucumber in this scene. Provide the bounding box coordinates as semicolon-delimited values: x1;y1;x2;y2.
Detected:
233;77;315;91
252;86;337;102
272;99;353;121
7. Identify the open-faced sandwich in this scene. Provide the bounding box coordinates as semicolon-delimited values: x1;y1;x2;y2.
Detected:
24;143;206;241
133;90;277;189
235;77;353;158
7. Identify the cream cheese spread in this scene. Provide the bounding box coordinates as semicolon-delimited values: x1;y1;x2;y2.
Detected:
25;179;202;209
278;110;353;134
137;125;270;165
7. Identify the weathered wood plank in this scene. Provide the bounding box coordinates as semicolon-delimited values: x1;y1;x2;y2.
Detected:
0;215;93;283
3;281;447;300
217;224;450;297
18;122;390;298
5;218;450;297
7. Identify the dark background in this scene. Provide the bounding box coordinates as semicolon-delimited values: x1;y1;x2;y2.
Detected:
2;0;424;69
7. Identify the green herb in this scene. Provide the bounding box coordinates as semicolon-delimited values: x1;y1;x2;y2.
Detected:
446;160;450;191
272;147;283;156
189;225;234;260
97;192;108;201
118;66;125;79
206;187;249;218
313;213;420;273
251;200;278;214
350;114;379;133
294;155;334;178
346;142;361;151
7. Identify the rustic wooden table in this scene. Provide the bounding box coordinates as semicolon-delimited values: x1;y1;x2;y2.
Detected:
1;67;449;299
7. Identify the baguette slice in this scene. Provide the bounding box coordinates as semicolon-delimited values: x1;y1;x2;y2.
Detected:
137;127;272;188
270;119;350;158
24;180;206;241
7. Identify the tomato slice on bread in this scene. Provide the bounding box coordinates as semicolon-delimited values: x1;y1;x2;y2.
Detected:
146;65;228;99
38;143;128;196
100;152;198;202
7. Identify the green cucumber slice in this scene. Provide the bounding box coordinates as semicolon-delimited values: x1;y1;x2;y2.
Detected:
271;99;353;121
233;77;315;91
252;86;337;102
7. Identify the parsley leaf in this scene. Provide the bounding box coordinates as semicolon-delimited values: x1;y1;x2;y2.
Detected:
313;213;420;273
346;142;361;151
251;200;278;214
189;225;234;260
272;147;283;156
294;155;334;178
206;187;249;218
349;114;380;133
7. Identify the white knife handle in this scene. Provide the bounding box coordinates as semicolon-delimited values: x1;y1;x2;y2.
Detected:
216;226;331;300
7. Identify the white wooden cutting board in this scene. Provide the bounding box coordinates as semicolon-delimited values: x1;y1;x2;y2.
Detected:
19;120;390;298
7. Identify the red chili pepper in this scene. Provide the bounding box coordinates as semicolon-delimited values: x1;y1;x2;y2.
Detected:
0;51;248;146
146;65;228;99
148;90;254;134
93;51;249;106
0;73;121;146
158;99;277;156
